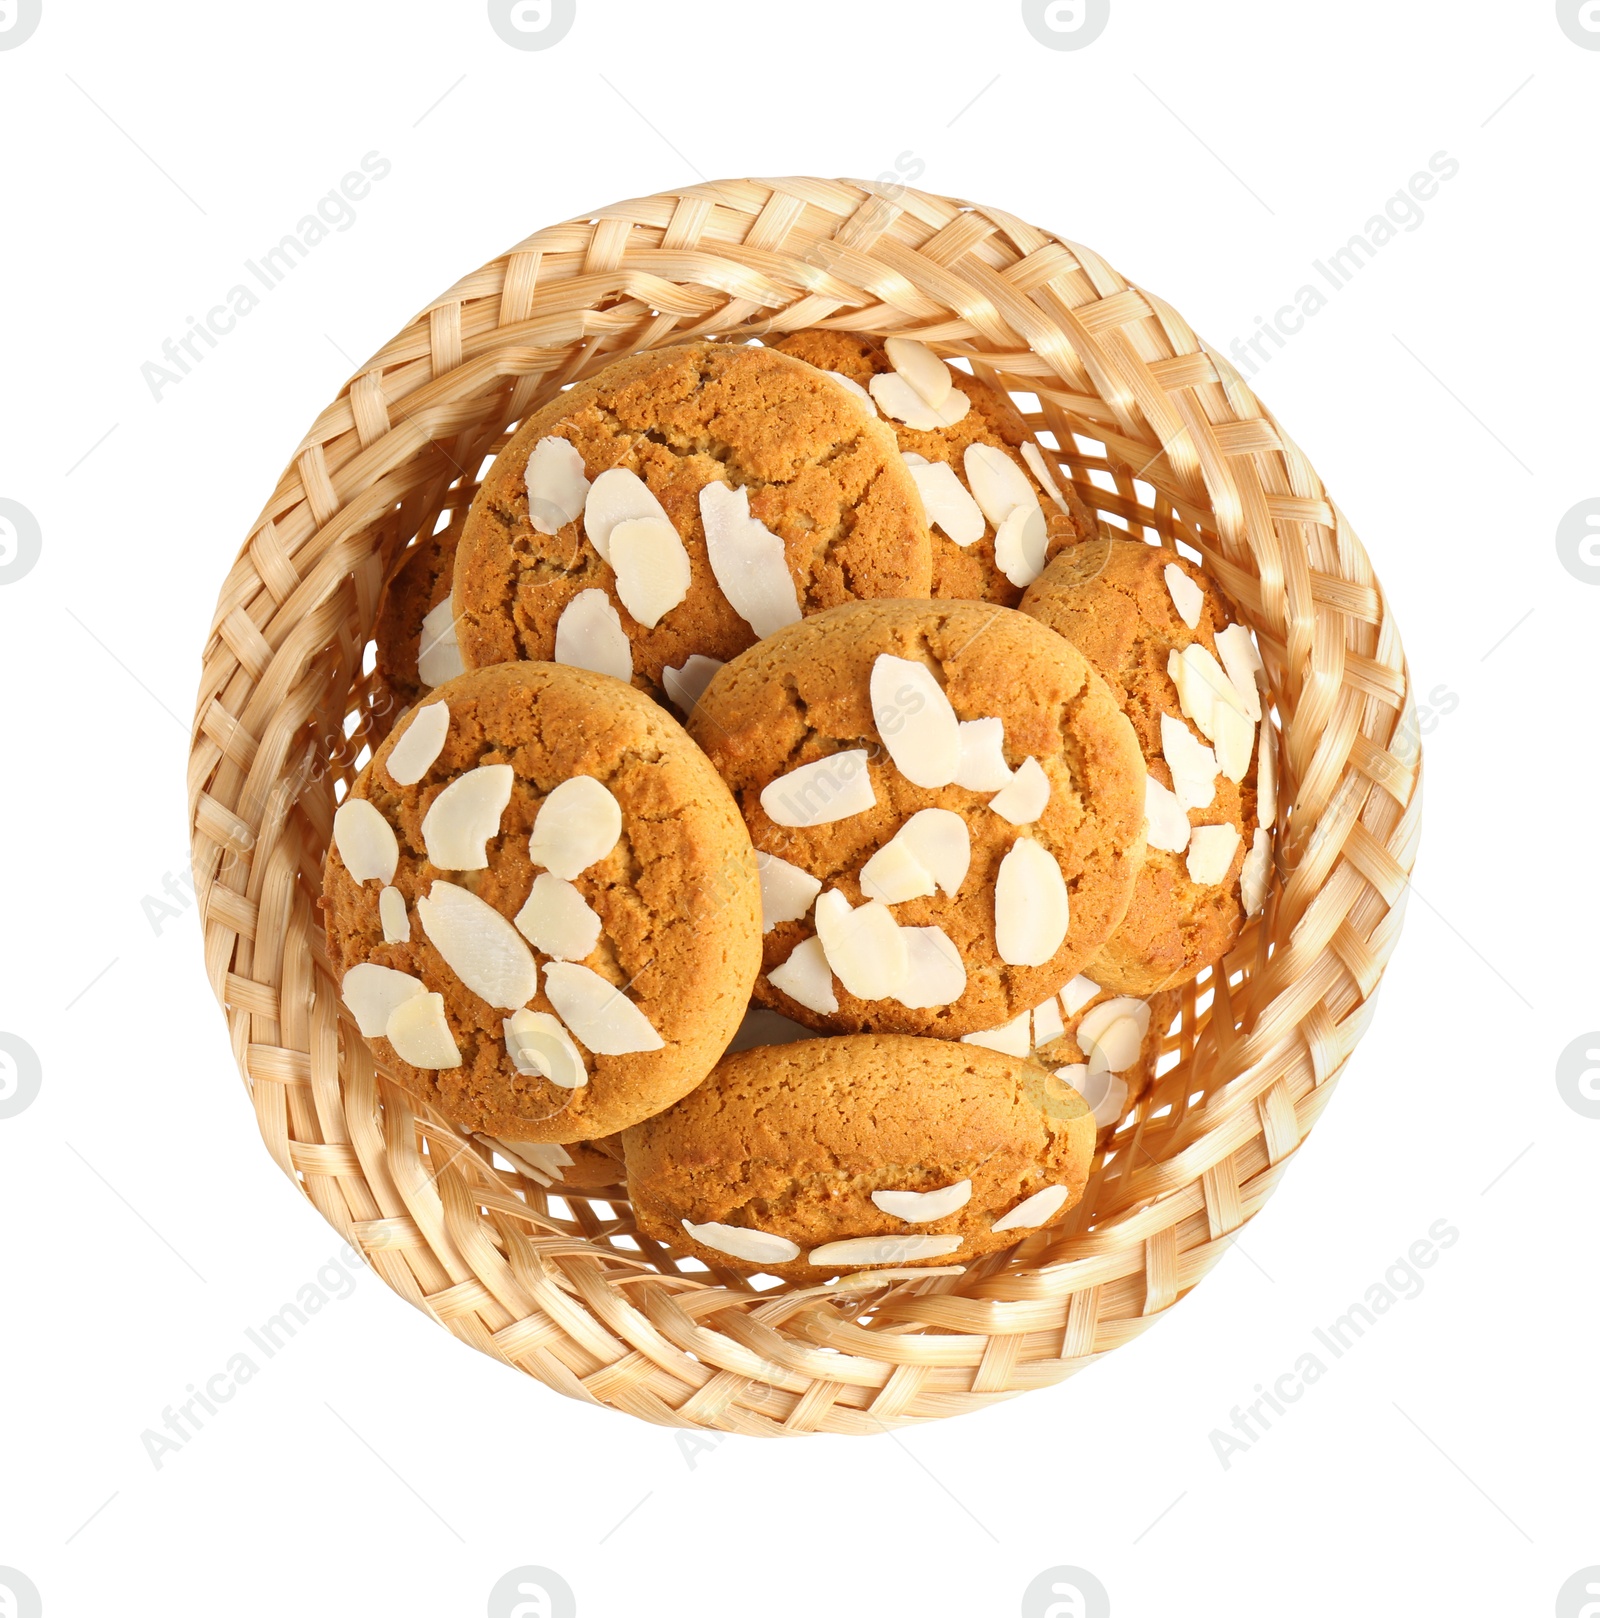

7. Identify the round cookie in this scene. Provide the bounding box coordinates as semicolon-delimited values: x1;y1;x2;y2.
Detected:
772;329;1097;605
323;661;762;1143
623;1035;1097;1280
452;342;933;708
374;514;465;711
1021;537;1273;995
688;599;1147;1039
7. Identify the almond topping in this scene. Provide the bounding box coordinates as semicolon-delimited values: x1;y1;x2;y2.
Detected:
953;717;1013;791
756;852;822;932
760;750;875;828
1186;822;1241;886
988;756;1051;825
814;889;907;1002
341;963;425;1037
661;654;723;717
699;480;802;639
1240;825;1272;915
503;1008;587;1088
905;458;985;546
553;589;633;683
386;700;450;785
1145;776;1192;854
961;1010;1031;1057
768;934;837;1015
384;992;461;1068
525;436;590;535
417;600;464;688
333;798;398;884
514;872;602;961
871;654;961;788
415;879;539;1009
895;926;966;1009
1164;562;1204;629
872;1179;972;1223
378;886;410;944
808;1234;964;1266
541;961;664;1055
1161;714;1219;813
991;1183;1071;1233
609;516;690;628
682;1220;800;1265
583;466;669;564
420;763;513;870
528;776;622;880
994;837;1069;966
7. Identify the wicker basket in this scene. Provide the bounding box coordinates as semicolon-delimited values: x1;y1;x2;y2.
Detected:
186;177;1420;1434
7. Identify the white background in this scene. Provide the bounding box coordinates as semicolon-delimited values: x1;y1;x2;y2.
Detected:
1;2;1595;1614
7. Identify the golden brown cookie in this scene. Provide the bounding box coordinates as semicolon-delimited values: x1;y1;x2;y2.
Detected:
323;661;762;1143
374;515;464;711
688;599;1147;1039
623;1034;1096;1279
451;342;933;710
1021;537;1274;995
772;329;1096;604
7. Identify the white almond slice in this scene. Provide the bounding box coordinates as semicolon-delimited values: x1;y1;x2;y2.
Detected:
554;589;633;683
1167;646;1211;740
1060;975;1101;1016
992;1182;1072;1233
682;1219;800;1266
1214;623;1264;721
884;336;953;408
988;756;1050;825
583;466;669;564
906;458;985;546
896;808;971;897
756;852;823;932
826;370;877;416
768;934;838;1015
341;963;425;1038
725;1006;816;1054
1164;562;1205;630
962;1010;1031;1058
379;886;410;944
1020;441;1071;516
871;654;960;789
859;838;936;905
514;872;602;961
1240;825;1272;915
868;370;971;431
699;481;802;639
420;763;513;870
385;992;461;1068
814;889;907;1001
662;654;724;716
1212;702;1256;784
1161;714;1219;813
1032;995;1065;1048
1076;996;1151;1073
487;1137;575;1187
529;776;623;880
895;926;966;1009
609;516;691;629
1186;822;1242;886
1257;720;1277;827
901;452;929;464
525;435;591;535
994;837;1069;966
503;1008;587;1088
415;880;539;1009
417;600;465;688
808;1234;964;1267
1145;776;1192;855
333;798;398;884
993;499;1049;588
760;750;875;828
1182;644;1250;727
962;443;1035;526
954;717;1014;791
872;1179;972;1223
542;961;664;1055
386;701;450;785
1071;1064;1129;1130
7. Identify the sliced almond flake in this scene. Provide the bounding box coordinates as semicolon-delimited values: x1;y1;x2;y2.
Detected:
1214;623;1264;721
1164;562;1204;630
872;1179;972;1223
525;435;590;535
1145;776;1192;854
609;515;691;629
756;852;823;932
386;701;450;785
341;963;425;1038
1060;975;1101;1016
514;872;602;961
1161;713;1218;813
895;926;966;1009
385;991;461;1068
529;775;622;880
416;879;539;1009
699;480;802;638
682;1219;800;1265
662;654;724;717
994;837;1069;966
542;961;664;1055
768;934;837;1015
725;1006;816;1054
859;837;936;905
760;749;875;828
485;1136;574;1187
379;885;410;944
1212;702;1256;784
333;798;398;884
1065;1062;1128;1130
1077;996;1151;1074
962;443;1035;527
1257;720;1277;827
962;1010;1031;1057
417;600;465;688
554;589;633;683
988;755;1050;825
826;370;877;415
583;466;669;564
868;370;970;430
1186;822;1241;886
905;458;985;546
1240;825;1272;916
1020;440;1071;516
1183;644;1249;722
894;808;971;897
871;653;961;788
814;889;907;1001
1032;995;1065;1048
420;763;513;870
992;1182;1072;1233
884;336;953;408
954;717;1014;791
993;499;1049;588
503;1008;587;1087
809;1233;964;1266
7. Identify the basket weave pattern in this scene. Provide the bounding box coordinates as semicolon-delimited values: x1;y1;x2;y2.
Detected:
187;178;1420;1433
